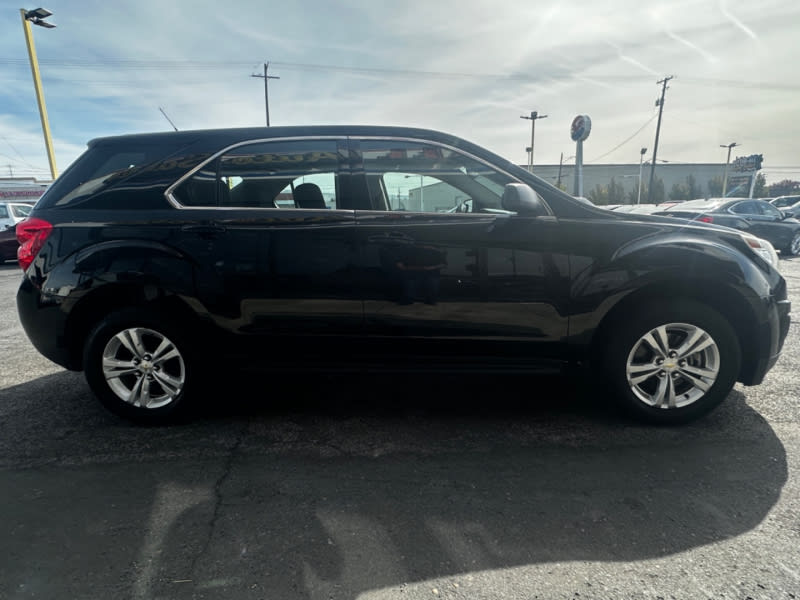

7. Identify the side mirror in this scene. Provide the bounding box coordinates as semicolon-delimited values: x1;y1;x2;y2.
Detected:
501;183;549;216
783;210;795;219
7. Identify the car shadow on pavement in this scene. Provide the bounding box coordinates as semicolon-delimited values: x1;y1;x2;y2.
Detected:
0;370;788;600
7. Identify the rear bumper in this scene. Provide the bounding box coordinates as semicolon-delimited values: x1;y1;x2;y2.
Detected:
16;277;78;370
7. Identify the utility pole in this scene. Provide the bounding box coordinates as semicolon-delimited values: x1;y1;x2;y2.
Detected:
520;111;547;171
720;142;739;197
251;62;280;126
556;152;564;188
647;75;673;203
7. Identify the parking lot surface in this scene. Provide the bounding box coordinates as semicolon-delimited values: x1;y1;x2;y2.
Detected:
1;257;798;600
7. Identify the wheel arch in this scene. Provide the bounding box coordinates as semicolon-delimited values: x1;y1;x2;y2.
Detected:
64;283;202;371
588;278;762;385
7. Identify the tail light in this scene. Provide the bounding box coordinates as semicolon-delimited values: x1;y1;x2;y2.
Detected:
16;217;53;271
697;215;714;223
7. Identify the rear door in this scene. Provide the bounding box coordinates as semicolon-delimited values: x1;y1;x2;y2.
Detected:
169;138;362;363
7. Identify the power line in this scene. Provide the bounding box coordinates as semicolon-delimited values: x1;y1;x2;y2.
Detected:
587;114;657;163
1;58;799;91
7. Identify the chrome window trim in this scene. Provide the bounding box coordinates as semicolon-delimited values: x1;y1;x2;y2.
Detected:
353;135;525;185
164;135;346;210
164;133;529;212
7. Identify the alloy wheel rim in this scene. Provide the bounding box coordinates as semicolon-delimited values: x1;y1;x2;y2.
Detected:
791;234;800;255
626;322;720;409
102;327;185;409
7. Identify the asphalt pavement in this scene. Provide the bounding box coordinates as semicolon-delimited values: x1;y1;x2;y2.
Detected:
1;257;798;600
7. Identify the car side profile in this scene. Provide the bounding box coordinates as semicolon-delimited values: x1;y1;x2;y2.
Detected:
654;198;800;256
16;126;791;425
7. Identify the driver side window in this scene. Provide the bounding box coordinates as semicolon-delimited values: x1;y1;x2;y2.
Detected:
358;140;514;213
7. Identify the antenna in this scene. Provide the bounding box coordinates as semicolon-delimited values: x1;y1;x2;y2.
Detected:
158;107;179;131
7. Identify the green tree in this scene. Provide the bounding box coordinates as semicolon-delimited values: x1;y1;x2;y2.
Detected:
586;177;626;205
587;184;609;205
708;176;723;197
768;179;800;197
646;177;666;204
670;175;702;201
626;177;666;204
753;173;768;198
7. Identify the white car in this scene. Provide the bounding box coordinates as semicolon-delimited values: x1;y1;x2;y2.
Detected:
0;201;34;229
770;195;800;214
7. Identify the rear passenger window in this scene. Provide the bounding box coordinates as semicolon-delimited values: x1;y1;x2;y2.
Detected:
172;140;341;209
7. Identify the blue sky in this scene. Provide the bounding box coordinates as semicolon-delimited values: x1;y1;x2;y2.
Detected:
2;0;799;183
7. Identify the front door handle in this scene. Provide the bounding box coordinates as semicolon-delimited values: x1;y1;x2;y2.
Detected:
181;224;227;239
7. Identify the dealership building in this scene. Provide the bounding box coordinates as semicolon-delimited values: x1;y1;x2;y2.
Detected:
0;177;51;202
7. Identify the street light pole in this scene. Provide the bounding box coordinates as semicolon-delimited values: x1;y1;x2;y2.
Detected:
637;147;647;204
20;7;57;180
720;142;739;197
520;111;547;171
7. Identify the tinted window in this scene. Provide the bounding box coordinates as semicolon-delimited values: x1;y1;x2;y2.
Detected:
730;201;760;215
358;140;515;213
37;140;198;209
761;203;783;219
172;140;341;209
0;205;7;218
773;196;800;208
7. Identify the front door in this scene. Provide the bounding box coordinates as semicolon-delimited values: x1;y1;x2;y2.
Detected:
349;137;570;368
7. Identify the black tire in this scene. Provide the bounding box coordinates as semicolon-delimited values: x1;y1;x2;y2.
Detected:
83;307;198;424
783;231;800;257
602;299;741;425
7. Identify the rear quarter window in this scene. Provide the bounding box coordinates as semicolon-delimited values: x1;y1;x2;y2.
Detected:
37;139;209;210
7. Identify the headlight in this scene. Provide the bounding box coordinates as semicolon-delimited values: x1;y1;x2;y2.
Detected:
742;235;780;270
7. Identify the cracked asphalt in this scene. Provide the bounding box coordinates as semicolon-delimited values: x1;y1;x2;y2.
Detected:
1;257;799;600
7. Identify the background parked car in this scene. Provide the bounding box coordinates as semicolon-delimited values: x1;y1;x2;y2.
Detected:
609;202;680;214
654;198;800;256
0;201;34;228
770;195;800;213
0;223;18;263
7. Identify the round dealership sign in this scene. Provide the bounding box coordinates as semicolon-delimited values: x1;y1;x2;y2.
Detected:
570;115;592;142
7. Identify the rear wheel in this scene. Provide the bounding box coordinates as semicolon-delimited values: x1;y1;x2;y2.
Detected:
603;300;741;424
84;308;197;424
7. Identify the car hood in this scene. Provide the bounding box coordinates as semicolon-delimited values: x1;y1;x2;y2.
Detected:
612;211;758;241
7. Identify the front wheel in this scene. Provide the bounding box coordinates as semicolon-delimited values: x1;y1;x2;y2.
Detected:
83;308;197;424
603;300;741;425
783;231;800;257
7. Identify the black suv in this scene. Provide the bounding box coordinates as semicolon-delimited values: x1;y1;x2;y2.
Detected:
16;126;791;424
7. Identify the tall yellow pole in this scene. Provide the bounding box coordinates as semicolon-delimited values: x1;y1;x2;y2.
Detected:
20;8;58;179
